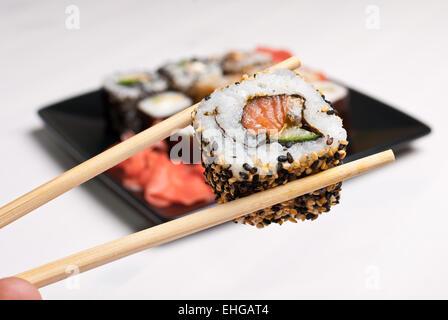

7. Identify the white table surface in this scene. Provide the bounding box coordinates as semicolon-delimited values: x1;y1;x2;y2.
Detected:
1;0;447;299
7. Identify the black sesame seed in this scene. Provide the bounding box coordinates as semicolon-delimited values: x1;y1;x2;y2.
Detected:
204;94;211;101
306;213;315;220
239;172;249;180
286;152;293;163
277;162;283;171
277;155;288;162
326;110;335;115
263;219;271;225
243;163;251;171
234;82;240;85
285;141;293;148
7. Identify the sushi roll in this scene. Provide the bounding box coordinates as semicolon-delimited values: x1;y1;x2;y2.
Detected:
103;70;168;133
192;69;348;227
158;58;223;101
221;50;273;75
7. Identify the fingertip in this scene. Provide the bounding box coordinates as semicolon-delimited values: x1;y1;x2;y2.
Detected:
0;277;42;300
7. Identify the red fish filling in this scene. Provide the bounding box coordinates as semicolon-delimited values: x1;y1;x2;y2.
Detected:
241;95;321;143
241;95;289;136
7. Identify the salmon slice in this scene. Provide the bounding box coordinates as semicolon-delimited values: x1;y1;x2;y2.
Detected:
241;95;288;135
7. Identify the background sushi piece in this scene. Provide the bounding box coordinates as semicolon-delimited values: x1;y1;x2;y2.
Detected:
158;58;223;102
103;70;168;133
220;50;273;75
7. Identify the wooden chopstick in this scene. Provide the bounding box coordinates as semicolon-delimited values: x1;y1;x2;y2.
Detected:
0;57;302;229
15;150;395;288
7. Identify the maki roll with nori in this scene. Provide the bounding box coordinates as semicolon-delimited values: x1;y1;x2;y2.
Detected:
158;58;223;102
103;70;168;133
192;69;348;227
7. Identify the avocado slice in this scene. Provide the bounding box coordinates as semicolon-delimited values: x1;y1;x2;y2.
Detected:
275;127;320;143
117;78;142;86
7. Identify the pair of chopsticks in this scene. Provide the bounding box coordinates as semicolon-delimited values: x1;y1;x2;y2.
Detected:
17;150;394;288
0;57;395;288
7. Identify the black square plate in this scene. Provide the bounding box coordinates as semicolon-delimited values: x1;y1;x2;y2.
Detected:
38;88;430;224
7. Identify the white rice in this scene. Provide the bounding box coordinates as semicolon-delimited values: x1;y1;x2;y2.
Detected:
310;80;348;104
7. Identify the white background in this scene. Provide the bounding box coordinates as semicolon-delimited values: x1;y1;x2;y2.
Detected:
1;0;447;299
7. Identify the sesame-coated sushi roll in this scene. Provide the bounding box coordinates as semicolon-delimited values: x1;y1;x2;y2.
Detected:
192;69;348;227
103;70;168;133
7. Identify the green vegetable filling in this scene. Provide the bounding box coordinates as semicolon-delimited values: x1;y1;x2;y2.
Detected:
275;127;320;143
117;78;142;86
